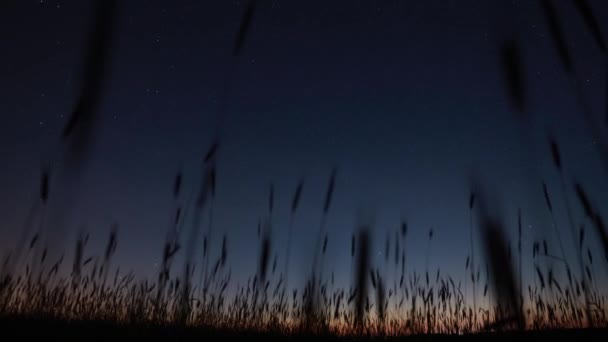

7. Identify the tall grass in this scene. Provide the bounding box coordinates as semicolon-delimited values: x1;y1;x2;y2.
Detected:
2;0;608;337
2;166;607;337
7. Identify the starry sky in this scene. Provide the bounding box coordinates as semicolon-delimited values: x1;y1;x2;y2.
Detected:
1;0;607;295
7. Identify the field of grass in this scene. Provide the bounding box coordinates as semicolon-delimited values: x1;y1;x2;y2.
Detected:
0;164;607;337
1;316;607;340
2;0;608;339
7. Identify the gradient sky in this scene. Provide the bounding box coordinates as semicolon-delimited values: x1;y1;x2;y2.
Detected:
1;0;607;296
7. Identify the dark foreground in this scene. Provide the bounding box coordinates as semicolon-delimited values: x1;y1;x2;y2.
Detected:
1;316;607;341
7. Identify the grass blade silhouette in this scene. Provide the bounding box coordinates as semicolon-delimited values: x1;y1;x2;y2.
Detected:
233;0;256;57
63;0;117;161
572;0;606;54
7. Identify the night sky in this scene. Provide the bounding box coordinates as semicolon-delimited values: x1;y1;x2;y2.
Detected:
1;0;607;296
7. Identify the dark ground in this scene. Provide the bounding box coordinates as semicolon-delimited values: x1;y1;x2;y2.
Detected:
1;316;607;341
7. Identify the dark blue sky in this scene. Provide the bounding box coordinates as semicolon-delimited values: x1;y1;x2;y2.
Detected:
1;0;607;295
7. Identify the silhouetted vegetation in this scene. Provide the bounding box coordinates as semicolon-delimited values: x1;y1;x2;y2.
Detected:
1;0;608;339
